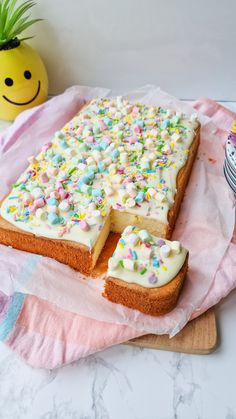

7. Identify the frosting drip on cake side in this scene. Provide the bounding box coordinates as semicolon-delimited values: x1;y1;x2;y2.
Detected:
0;97;199;249
107;226;188;288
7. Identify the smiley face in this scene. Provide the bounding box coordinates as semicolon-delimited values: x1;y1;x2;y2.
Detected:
0;42;48;121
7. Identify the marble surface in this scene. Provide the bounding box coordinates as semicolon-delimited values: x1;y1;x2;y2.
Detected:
0;102;236;419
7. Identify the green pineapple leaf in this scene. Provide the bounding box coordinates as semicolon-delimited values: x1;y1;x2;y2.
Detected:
0;0;42;49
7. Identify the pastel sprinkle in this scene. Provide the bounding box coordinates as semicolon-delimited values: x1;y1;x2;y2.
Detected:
148;274;158;284
132;250;138;260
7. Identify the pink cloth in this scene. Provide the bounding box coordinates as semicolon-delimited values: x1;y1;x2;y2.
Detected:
0;89;235;369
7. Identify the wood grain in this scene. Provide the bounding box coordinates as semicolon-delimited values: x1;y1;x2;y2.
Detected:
126;308;218;355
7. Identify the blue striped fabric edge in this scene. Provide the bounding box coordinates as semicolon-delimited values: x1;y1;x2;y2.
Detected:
0;292;25;341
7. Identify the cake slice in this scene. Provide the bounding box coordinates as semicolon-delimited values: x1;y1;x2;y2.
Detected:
104;226;188;316
0;97;198;275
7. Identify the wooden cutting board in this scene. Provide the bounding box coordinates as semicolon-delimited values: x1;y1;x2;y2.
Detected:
126;308;218;355
94;234;218;355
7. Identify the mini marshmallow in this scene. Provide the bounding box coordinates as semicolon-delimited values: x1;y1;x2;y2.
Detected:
88;203;96;213
148;108;156;118
113;174;123;184
176;111;184;119
91;210;102;222
118;188;128;200
135;143;143;152
162;144;171;154
151;129;158;137
118;122;125;130
135;191;145;203
85;135;94;144
48;205;58;214
35;208;47;221
120;152;128;163
109;164;117;175
39;172;49;184
28;205;35;213
59;171;67;179
171;133;181;143
111;149;120;160
123;226;134;234
116;96;123;109
45;186;54;195
123;259;136;271
127;233;139;246
48;212;60;225
160;244;171;258
161;130;169;139
83;127;92;137
22;192;32;204
34;198;45;209
47;167;58;176
31;188;43;199
171;241;182;254
126;182;136;191
140;159;150;170
86;157;94;166
146;138;154;149
147;188;156;197
79;219;90;231
139;229;151;242
109;107;116;115
133;124;141;134
59;201;70;212
104;186;114;196
126;198;136;208
190;113;198;123
81;183;90;194
103;157;112;166
92;150;102;162
55;131;65;140
117;131;123;140
58;188;68;200
50;191;59;199
148;152;156;161
65;148;77;158
126;182;137;198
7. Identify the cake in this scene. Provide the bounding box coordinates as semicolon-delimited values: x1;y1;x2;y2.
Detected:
0;97;199;275
104;226;188;316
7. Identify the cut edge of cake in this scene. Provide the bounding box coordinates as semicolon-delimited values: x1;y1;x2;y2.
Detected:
104;256;188;316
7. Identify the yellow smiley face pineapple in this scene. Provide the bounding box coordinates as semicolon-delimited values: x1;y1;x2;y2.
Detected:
0;0;48;121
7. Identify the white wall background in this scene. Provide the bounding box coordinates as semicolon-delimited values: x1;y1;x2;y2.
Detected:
29;0;236;100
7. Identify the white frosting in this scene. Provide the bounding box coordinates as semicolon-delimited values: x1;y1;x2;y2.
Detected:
0;98;199;249
107;226;188;288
